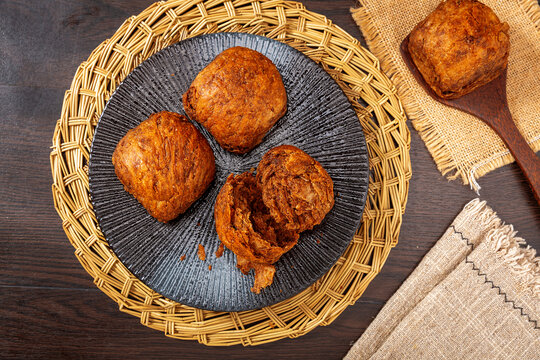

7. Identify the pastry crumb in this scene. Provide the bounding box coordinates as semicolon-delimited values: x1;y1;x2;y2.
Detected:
198;244;206;261
180;254;186;261
197;222;201;226
215;243;225;258
208;265;212;271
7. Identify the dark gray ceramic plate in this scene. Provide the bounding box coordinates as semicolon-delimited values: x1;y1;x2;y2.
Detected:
89;33;369;312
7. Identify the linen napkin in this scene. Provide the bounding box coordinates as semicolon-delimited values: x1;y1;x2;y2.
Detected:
351;0;540;191
345;199;539;359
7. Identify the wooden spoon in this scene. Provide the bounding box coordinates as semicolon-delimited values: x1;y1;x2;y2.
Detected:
400;35;540;205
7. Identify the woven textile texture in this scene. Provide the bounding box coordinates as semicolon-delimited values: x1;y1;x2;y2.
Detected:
352;0;540;191
50;0;411;345
345;198;539;359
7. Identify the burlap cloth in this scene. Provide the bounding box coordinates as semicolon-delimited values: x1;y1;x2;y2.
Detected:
351;0;540;191
345;199;539;359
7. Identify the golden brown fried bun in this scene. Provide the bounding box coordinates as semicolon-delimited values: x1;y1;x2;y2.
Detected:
214;172;299;293
408;0;509;99
112;111;215;223
183;46;287;154
256;145;334;233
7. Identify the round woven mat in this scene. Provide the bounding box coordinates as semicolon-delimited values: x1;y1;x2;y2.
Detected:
50;0;411;346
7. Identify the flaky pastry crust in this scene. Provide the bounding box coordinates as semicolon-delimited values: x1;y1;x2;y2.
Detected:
256;145;334;233
112;111;215;222
183;46;287;153
408;0;509;99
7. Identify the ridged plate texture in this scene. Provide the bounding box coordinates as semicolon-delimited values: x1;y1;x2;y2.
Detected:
89;33;369;311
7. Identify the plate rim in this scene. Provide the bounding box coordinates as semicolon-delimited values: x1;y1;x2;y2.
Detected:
88;32;369;311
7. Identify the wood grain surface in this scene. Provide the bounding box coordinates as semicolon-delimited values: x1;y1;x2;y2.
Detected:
1;1;538;359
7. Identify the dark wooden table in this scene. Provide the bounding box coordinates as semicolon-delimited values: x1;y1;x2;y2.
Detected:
1;1;538;358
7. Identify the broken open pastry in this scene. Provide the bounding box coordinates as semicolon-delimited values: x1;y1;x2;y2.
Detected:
214;145;334;293
214;172;299;293
257;145;335;233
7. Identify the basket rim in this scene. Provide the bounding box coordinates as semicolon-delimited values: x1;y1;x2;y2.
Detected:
87;31;370;312
50;0;411;346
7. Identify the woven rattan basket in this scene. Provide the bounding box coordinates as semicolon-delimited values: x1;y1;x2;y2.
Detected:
50;0;411;346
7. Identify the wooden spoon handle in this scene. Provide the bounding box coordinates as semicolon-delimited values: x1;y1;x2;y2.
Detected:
490;107;540;205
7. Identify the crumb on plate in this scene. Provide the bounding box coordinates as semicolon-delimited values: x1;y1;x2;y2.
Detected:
215;243;225;258
198;244;206;261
